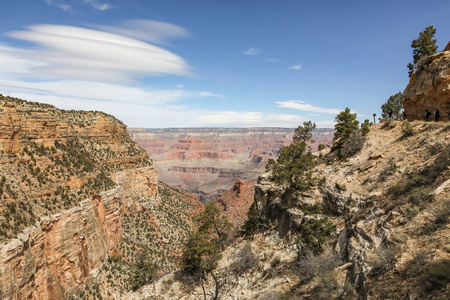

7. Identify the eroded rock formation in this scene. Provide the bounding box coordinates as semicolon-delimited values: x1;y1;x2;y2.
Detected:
403;42;450;120
130;127;334;202
0;95;160;299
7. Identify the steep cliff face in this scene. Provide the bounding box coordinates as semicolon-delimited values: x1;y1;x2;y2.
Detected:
403;43;450;120
0;167;158;300
0;95;153;240
130;127;334;202
0;95;162;299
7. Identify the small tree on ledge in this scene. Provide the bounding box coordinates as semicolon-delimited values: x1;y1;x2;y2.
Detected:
266;121;317;191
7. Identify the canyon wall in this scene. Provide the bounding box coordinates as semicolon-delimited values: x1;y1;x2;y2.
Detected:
0;95;160;299
130;127;334;202
403;41;450;120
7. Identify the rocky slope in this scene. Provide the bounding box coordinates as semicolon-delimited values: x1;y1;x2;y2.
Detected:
214;178;256;229
129;120;450;300
130;127;334;202
0;95;203;300
403;41;450;121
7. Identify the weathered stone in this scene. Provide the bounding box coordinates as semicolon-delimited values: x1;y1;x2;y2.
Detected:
403;44;450;120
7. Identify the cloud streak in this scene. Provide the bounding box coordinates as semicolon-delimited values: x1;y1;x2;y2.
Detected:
276;100;342;115
4;23;193;83
83;0;112;11
288;64;302;70
44;0;112;12
44;0;72;12
95;20;191;45
244;47;261;55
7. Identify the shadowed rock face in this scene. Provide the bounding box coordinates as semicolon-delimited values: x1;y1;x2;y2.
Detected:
130;127;334;202
403;42;450;121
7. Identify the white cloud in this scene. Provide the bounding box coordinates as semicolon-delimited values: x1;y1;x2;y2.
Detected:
83;0;112;11
244;47;261;55
287;64;302;70
276;100;342;115
95;20;191;45
44;0;72;12
4;24;193;83
1;89;307;128
44;0;112;12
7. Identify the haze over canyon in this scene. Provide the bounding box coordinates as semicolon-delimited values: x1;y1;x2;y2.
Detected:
130;127;334;202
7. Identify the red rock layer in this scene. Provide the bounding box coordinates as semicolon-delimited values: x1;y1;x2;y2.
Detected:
214;178;256;228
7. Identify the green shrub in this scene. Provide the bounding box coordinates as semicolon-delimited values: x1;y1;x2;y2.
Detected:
318;144;326;151
401;121;414;136
271;255;281;267
298;217;335;256
304;203;323;215
243;202;258;235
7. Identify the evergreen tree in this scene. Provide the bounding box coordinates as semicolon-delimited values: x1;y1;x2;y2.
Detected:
381;92;403;121
361;119;371;136
333;108;359;146
181;202;233;300
407;26;438;77
266;121;317;190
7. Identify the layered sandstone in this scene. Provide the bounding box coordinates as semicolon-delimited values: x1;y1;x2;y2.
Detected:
403;42;450;120
130;127;334;202
0;95;161;299
214;178;256;228
0;165;158;300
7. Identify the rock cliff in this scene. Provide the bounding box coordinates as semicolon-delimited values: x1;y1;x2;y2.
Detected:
133;121;450;299
0;167;157;300
130;127;334;202
214;178;256;228
403;42;450;120
0;95;169;299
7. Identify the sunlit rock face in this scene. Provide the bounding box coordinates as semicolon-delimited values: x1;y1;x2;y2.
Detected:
403;41;450;121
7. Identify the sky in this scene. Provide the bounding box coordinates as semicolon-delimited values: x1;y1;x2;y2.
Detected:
0;1;449;128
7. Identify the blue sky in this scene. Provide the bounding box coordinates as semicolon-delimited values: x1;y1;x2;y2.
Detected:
0;0;449;128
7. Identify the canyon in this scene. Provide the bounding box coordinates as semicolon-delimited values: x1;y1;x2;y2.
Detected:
129;127;334;202
0;95;202;299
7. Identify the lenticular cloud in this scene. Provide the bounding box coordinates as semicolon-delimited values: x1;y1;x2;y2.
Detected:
5;24;193;83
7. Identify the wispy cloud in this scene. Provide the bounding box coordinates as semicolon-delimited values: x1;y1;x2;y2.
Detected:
276;100;342;115
83;0;112;11
287;64;302;70
44;0;72;12
4;23;193;83
95;20;191;45
244;47;261;55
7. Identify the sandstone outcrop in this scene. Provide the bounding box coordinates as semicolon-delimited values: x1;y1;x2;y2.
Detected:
130;127;334;202
0;95;162;299
214;178;256;228
403;43;450;120
0;166;159;300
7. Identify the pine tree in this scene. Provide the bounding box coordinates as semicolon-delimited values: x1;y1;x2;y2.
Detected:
381;92;403;121
266;121;317;190
407;26;438;77
333;108;359;146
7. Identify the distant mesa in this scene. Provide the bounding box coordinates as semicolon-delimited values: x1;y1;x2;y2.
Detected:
129;127;334;202
403;41;450;120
